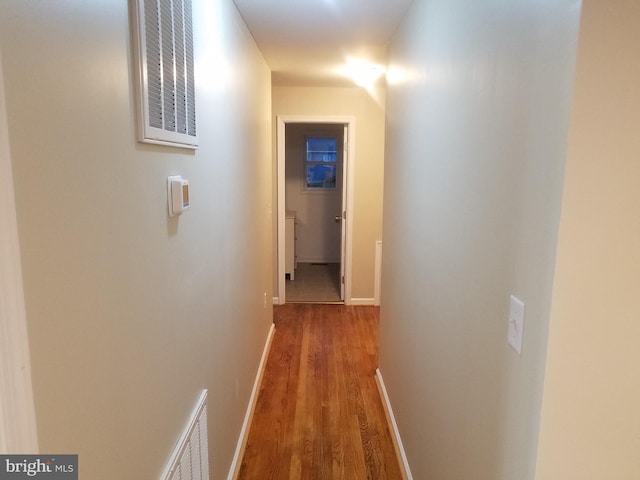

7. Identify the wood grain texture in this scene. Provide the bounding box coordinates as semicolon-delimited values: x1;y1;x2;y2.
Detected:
238;304;403;480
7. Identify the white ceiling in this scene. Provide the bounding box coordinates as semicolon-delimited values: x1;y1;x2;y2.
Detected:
233;0;413;86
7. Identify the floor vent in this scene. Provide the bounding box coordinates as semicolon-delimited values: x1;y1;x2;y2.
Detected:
161;389;209;480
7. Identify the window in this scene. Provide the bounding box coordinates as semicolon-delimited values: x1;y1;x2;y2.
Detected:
305;137;337;189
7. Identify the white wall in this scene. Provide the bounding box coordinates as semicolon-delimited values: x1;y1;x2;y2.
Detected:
285;123;343;263
536;1;640;478
0;1;272;478
379;0;580;478
273;86;385;301
0;50;38;454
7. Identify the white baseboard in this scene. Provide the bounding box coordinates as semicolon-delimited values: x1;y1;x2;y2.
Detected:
227;323;275;480
350;297;376;306
277;295;374;307
375;368;413;480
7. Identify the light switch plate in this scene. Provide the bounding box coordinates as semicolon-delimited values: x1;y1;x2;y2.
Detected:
508;295;525;355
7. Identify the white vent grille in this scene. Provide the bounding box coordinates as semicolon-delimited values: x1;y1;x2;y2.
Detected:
161;390;209;480
132;0;198;148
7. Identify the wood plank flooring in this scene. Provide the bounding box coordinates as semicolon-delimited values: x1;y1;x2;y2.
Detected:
238;304;403;480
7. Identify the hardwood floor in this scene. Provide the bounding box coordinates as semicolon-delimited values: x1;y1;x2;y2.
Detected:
238;304;404;480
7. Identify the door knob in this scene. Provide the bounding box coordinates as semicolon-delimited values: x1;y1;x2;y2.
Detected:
335;215;343;223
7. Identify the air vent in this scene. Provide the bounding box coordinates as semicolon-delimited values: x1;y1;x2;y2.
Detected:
132;0;198;148
160;390;209;480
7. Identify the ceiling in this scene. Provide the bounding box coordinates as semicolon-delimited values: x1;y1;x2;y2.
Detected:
233;0;413;87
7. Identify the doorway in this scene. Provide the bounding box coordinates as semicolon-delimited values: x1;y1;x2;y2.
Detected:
276;115;355;305
285;124;342;302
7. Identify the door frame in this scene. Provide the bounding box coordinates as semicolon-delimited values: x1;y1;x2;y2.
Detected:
276;115;356;305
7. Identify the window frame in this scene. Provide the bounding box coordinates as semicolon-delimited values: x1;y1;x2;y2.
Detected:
303;136;339;192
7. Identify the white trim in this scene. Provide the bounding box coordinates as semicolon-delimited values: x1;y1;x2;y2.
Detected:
375;368;413;480
276;115;355;306
350;298;376;306
272;297;279;306
374;240;383;306
0;51;39;454
131;0;198;149
277;118;286;304
343;121;355;306
227;323;276;480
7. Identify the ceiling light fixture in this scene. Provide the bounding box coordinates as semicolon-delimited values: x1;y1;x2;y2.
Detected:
342;59;386;88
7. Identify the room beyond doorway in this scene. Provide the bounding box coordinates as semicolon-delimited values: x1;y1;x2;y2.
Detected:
285;123;342;303
286;262;341;303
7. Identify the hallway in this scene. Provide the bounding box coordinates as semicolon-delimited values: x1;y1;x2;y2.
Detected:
2;1;638;479
238;304;403;479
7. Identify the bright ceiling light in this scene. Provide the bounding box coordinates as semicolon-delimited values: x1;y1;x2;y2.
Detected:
341;59;386;88
386;66;407;85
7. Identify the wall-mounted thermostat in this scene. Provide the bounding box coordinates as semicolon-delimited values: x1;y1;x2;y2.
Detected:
168;175;190;217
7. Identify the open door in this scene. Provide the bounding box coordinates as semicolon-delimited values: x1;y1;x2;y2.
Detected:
338;124;348;301
276;115;355;305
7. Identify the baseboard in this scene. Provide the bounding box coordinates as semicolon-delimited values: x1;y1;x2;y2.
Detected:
375;368;413;480
227;323;275;480
350;297;376;306
272;296;280;306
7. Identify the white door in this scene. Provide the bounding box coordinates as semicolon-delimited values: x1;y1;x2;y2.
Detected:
339;124;348;301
